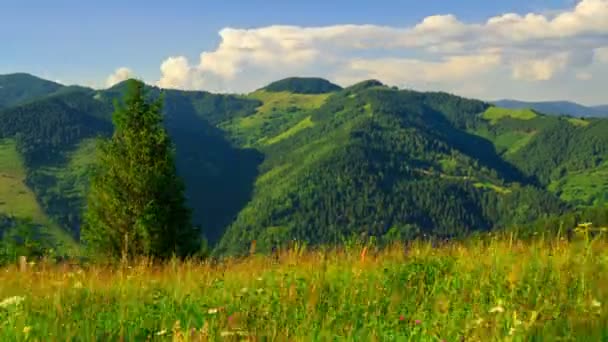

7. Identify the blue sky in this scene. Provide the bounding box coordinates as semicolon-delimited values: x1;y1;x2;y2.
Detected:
2;0;607;104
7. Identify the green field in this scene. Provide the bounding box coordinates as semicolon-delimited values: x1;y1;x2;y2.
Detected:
220;91;331;147
0;139;47;222
263;116;315;145
568;117;590;127
1;235;607;340
549;162;608;206
482;107;537;125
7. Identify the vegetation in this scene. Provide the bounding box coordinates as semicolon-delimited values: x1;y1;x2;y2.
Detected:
82;80;199;260
0;73;64;109
1;234;608;340
0;74;606;257
261;77;342;94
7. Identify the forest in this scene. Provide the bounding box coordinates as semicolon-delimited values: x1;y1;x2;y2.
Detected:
0;73;606;257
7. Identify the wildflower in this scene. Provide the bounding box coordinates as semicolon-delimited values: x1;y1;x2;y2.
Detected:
415;319;422;325
207;308;218;314
399;315;405;322
23;326;31;334
489;306;504;313
592;299;601;308
0;296;25;308
156;329;167;336
256;288;264;294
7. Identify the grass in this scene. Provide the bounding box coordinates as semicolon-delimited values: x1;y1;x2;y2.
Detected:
493;131;536;156
482;107;537;125
220;91;331;147
263;116;315;145
0;139;47;222
473;182;512;194
1;235;608;340
549;162;608;206
568;118;590;127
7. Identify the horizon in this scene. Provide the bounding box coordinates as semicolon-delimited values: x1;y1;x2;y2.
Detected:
2;0;608;105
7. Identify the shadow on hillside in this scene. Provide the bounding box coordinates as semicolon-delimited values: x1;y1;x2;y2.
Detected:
163;96;263;245
422;108;532;185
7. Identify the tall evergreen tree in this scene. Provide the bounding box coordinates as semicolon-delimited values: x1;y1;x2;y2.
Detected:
82;80;199;259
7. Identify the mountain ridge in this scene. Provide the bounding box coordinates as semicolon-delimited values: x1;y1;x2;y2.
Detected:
0;73;606;255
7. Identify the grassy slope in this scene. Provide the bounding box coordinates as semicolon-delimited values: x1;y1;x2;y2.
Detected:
549;161;608;206
0;139;47;221
37;139;97;200
0;139;78;253
219;91;331;147
0;236;607;340
482;107;537;125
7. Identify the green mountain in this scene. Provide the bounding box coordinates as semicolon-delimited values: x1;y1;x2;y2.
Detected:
0;74;606;256
0;73;65;109
493;99;608;118
261;77;342;94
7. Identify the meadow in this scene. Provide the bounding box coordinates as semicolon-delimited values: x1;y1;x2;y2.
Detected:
1;232;607;341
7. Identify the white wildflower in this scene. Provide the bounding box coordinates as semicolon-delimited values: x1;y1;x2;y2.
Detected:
207;308;218;314
592;299;601;308
0;296;25;308
156;329;167;336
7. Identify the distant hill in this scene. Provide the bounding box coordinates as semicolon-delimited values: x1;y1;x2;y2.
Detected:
493;99;608;118
0;73;64;109
261;77;342;94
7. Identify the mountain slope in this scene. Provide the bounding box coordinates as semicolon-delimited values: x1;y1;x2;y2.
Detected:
215;84;567;255
0;74;606;256
0;73;65;109
493;99;608;118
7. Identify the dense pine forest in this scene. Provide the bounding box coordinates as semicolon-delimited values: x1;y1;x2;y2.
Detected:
0;73;606;258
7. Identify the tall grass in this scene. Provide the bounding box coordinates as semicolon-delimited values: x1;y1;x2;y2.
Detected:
0;234;607;341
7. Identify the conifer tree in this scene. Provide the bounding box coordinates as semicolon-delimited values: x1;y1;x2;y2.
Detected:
82;80;199;259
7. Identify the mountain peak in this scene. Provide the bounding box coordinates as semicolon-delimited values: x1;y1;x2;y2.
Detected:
260;77;342;94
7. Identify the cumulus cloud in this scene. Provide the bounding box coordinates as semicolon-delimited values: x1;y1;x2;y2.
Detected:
156;0;608;102
596;47;608;63
105;67;135;87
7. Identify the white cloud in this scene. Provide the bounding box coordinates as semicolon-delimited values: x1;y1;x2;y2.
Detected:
105;67;135;88
156;0;608;103
576;71;593;80
595;47;608;63
511;53;570;81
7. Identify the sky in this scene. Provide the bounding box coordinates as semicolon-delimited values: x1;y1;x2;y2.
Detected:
2;0;608;105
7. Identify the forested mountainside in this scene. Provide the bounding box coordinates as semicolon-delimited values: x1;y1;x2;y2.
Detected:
0;73;65;109
0;73;606;255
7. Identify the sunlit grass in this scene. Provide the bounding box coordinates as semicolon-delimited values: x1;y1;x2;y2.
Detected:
482;107;537;125
1;235;607;340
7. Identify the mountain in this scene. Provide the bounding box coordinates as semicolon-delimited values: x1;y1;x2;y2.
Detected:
0;73;65;109
261;77;342;94
594;105;608;114
493;99;608;118
0;74;606;256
